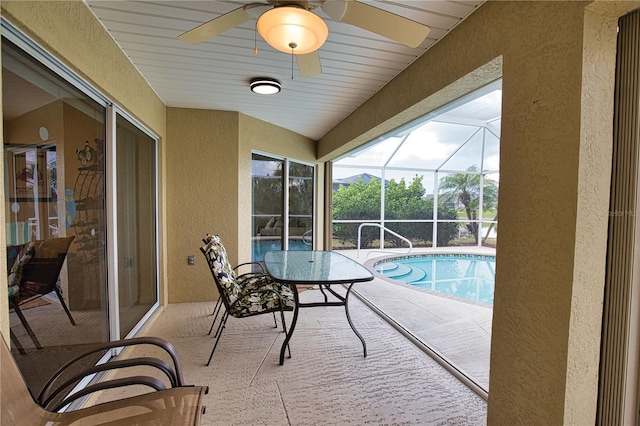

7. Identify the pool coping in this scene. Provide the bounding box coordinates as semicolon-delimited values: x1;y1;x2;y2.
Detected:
362;250;496;309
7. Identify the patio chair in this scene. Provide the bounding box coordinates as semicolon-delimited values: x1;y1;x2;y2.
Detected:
199;235;295;366
7;236;76;350
1;332;207;425
201;234;267;336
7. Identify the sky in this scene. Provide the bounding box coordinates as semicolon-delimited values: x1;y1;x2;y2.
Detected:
333;84;502;190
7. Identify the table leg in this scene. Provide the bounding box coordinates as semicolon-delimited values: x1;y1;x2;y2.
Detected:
345;282;366;357
280;283;300;365
319;284;329;302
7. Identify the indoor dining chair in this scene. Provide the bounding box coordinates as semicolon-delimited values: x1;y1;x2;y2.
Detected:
199;235;295;366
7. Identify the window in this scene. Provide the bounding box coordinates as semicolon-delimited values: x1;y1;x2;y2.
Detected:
252;153;314;261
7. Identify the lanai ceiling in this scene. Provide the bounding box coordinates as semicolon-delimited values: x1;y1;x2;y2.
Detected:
85;1;485;140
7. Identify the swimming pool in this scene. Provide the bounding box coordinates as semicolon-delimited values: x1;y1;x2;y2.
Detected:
373;254;495;305
252;239;311;261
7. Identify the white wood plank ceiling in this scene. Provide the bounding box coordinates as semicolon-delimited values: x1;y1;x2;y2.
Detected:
85;1;484;140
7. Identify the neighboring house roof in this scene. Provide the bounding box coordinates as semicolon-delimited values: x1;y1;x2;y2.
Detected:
332;173;388;191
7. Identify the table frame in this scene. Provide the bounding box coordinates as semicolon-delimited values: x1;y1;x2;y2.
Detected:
263;250;374;365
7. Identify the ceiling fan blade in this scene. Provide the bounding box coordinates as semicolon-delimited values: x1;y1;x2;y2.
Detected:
178;6;251;44
296;51;322;77
322;0;430;48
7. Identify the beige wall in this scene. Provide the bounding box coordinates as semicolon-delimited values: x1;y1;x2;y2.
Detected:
165;109;315;303
318;1;637;424
165;108;240;303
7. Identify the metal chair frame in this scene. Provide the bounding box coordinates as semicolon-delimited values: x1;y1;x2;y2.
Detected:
200;236;293;366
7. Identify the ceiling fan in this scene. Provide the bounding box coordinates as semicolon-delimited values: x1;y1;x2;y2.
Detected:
178;1;431;77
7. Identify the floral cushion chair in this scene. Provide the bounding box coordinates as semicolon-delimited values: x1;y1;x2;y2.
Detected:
200;235;295;366
201;233;275;335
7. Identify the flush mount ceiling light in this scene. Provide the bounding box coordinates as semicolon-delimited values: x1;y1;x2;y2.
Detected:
250;77;282;95
256;6;328;55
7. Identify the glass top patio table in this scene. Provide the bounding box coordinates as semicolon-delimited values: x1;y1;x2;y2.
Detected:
263;250;374;285
263;250;374;365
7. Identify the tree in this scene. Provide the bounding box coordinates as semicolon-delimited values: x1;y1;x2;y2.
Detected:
332;177;381;247
332;175;459;247
438;166;498;243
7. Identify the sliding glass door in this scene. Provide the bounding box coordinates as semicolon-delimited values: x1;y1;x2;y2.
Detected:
3;36;110;392
2;23;160;393
288;162;314;249
115;114;158;338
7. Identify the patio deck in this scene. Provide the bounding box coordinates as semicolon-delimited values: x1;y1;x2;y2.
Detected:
137;286;488;425
10;246;492;424
138;245;494;425
341;246;494;394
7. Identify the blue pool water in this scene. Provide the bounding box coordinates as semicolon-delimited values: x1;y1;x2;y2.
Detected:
252;240;311;262
373;254;495;305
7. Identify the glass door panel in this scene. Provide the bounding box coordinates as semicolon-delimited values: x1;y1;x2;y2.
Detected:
3;37;109;393
115;114;158;338
288;162;313;250
252;154;284;262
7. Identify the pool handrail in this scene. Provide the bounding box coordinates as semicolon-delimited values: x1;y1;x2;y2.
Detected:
301;229;313;245
357;223;413;258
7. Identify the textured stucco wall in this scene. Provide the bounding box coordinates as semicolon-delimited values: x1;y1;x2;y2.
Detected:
318;1;636;424
164;110;316;303
165;108;240;303
564;4;627;423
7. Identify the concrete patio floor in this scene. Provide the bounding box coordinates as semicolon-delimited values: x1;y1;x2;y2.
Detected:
129;277;489;425
343;247;494;393
10;246;493;424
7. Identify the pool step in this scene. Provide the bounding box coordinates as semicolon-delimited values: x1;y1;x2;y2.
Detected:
376;262;427;283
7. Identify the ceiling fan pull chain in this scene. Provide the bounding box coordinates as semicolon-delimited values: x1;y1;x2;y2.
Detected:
289;42;297;80
254;22;258;55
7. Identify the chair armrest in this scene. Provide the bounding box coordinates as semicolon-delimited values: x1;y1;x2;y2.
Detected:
37;337;186;403
47;375;167;412
234;262;265;274
38;356;179;409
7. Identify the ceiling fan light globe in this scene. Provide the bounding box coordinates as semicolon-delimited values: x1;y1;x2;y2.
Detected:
257;7;328;55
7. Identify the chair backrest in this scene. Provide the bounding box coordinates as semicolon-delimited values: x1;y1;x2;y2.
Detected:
200;235;240;306
18;236;75;299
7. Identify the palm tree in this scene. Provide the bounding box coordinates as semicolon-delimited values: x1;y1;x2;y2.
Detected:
439;165;498;243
